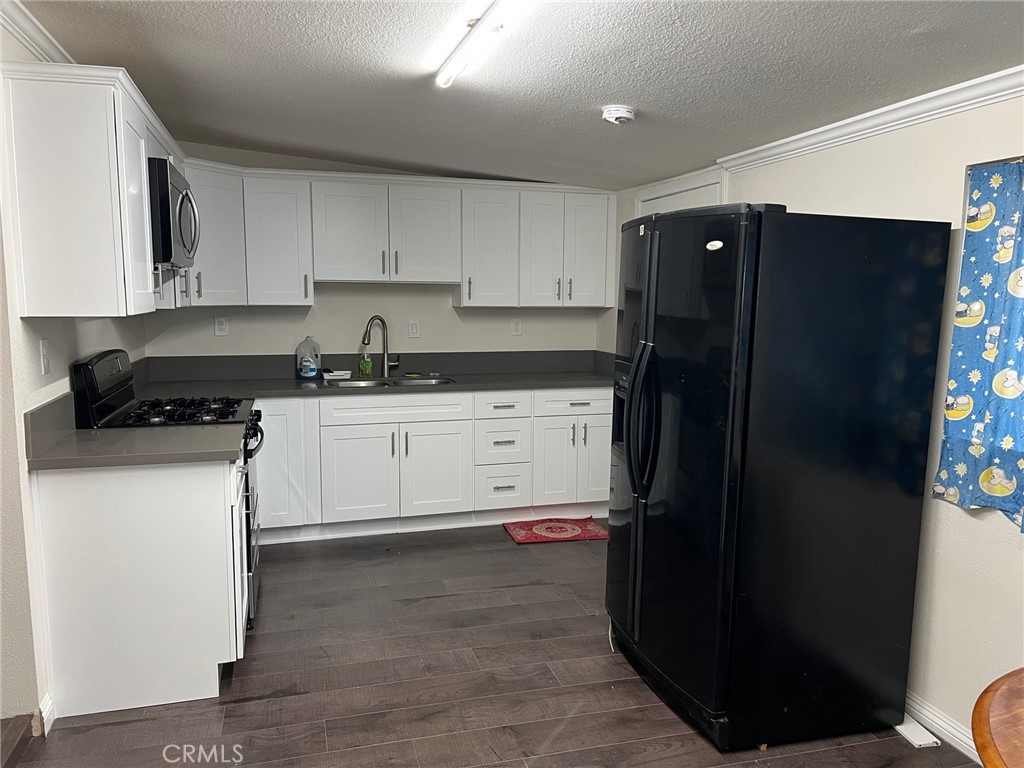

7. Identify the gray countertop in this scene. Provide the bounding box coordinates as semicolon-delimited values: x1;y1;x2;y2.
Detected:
27;371;612;471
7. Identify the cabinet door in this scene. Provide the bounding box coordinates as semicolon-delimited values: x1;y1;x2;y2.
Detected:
519;191;565;307
253;399;312;528
321;424;400;523
388;185;461;283
185;165;247;306
399;420;473;517
563;193;609;307
312;181;390;282
460;189;519;306
532;415;578;506
116;95;157;316
243;178;313;305
577;413;612;502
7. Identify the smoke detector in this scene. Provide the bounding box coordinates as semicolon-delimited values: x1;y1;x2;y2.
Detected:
602;105;635;125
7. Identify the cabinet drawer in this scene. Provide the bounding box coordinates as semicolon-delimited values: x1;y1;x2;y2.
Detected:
474;391;532;418
533;388;613;417
474;418;532;465
319;392;473;426
475;464;532;511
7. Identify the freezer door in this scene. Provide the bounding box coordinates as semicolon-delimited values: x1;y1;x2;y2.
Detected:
635;211;754;715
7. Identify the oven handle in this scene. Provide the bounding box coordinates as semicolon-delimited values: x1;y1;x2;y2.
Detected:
246;423;265;460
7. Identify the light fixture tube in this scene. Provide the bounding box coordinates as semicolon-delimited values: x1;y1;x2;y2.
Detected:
435;0;534;88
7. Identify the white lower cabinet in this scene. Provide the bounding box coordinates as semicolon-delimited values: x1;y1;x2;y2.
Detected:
400;420;474;517
533;413;611;506
475;464;533;511
253;398;320;528
321;424;400;523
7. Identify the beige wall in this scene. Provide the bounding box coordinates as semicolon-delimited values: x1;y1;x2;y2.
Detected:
728;97;1024;743
146;282;603;357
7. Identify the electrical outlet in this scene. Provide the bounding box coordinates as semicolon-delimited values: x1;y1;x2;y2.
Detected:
510;318;522;336
214;317;229;337
409;319;421;338
39;338;50;375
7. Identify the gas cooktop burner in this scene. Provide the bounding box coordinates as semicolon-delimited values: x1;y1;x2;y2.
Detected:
115;397;249;427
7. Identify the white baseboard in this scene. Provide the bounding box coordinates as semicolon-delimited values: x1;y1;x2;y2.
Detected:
38;691;55;734
905;691;979;764
261;502;609;545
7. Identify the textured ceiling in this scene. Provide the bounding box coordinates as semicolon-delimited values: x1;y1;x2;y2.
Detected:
24;0;1024;190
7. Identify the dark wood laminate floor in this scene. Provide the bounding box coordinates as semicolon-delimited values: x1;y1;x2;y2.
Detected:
23;526;974;768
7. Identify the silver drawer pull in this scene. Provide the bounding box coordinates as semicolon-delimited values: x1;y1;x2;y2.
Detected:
493;439;516;446
569;401;591;407
492;404;517;410
493;484;517;491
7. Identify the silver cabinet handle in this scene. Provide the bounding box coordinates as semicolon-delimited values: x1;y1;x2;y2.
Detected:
153;270;163;297
468;276;472;300
571;422;576;446
180;268;190;299
493;439;516;446
569;401;591;407
492;403;516;410
493;484;517;491
196;271;203;299
568;277;573;300
583;422;588;446
405;431;409;456
304;274;309;299
391;431;396;457
556;277;561;300
381;250;386;275
394;250;399;275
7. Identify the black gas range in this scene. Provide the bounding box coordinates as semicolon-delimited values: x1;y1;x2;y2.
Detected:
71;349;257;433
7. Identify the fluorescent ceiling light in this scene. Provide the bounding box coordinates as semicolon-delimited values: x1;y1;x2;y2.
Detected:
434;0;535;89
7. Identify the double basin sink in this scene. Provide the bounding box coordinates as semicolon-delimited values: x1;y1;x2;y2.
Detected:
325;377;456;388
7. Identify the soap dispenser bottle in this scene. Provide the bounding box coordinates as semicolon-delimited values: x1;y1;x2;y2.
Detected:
295;336;322;380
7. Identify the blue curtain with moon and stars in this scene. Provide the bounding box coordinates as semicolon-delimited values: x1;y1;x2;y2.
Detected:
933;158;1024;533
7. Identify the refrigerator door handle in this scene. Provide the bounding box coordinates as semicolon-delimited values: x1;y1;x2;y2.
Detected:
628;342;653;496
622;346;644;495
638;353;662;490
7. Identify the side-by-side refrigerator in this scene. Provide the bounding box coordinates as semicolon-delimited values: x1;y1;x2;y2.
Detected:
606;203;950;750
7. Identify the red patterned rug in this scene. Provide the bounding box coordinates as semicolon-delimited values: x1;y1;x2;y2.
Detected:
502;517;609;544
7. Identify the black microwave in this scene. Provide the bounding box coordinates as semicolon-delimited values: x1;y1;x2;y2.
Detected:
148;158;200;269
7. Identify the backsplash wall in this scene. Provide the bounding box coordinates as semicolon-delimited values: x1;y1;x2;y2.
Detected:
144;282;608;357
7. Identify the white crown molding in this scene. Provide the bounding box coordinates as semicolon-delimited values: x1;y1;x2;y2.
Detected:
905;690;978;764
0;0;73;64
719;66;1024;173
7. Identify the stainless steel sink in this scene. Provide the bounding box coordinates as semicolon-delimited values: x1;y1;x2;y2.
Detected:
385;377;456;386
324;377;455;388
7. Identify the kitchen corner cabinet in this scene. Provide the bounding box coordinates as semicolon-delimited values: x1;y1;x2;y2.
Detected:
183;163;247;306
243;178;314;305
388;185;461;283
520;192;608;308
3;67;167;317
253;399;321;529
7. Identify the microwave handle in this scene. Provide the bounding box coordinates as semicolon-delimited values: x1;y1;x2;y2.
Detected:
185;189;201;258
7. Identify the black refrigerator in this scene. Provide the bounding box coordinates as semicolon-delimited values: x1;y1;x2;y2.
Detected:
606;203;950;750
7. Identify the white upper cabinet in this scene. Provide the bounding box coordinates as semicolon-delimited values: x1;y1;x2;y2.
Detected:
243;178;314;306
184;164;247;306
2;65;176;317
458;189;519;306
563;193;609;307
312;181;390;281
387;185;461;283
519;192;565;307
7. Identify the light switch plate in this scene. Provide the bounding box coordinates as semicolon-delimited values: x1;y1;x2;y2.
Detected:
39;339;50;375
214;317;229;337
409;319;421;338
510;318;522;336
